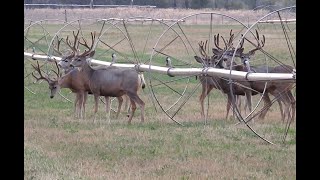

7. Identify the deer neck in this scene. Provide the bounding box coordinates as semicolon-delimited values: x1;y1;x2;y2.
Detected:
58;74;71;89
79;60;94;83
64;67;74;74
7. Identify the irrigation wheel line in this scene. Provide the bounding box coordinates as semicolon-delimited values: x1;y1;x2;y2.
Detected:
148;12;255;126
96;16;185;117
45;17;183;118
24;12;296;144
24;19;66;95
228;6;296;145
45;18;122;105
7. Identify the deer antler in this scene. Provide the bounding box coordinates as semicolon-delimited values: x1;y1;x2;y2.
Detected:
66;30;80;54
51;60;61;80
227;29;235;48
213;33;224;51
198;40;209;58
31;61;52;83
219;30;235;51
239;34;245;50
52;36;63;56
78;31;96;57
244;29;265;54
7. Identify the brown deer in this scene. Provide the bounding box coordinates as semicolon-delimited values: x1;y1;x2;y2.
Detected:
58;31;139;120
58;45;145;119
31;60;90;118
70;32;145;124
193;32;255;120
52;33;88;118
107;53;146;115
237;31;295;122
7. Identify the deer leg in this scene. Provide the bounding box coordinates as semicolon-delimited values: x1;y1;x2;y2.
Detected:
124;94;130;113
243;96;249;116
282;91;295;123
259;94;272;120
245;91;253;123
127;92;145;123
132;96;145;123
289;92;296;123
236;95;241;116
126;95;132;116
78;92;82;119
93;95;99;122
79;93;85;119
226;94;232;120
233;95;241;118
104;96;111;122
116;96;123;119
80;92;87;119
127;98;136;124
83;92;88;119
74;93;80;118
199;85;214;120
277;98;285;122
199;86;206;120
270;91;289;122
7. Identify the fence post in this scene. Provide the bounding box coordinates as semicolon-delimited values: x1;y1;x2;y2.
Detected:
64;9;67;23
90;0;94;9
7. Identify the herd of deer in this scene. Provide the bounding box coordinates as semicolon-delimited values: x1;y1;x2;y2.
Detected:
194;30;295;123
31;29;295;124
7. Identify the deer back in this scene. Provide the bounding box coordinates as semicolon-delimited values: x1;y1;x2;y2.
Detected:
89;67;140;97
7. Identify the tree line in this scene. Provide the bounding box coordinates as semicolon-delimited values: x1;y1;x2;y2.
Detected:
24;0;296;10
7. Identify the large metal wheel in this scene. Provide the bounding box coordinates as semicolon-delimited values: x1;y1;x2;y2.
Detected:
46;17;179;120
228;6;296;144
148;12;253;125
24;19;66;95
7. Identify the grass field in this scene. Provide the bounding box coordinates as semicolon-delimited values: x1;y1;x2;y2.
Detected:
24;8;296;179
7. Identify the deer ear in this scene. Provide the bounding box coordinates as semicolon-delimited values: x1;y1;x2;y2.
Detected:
194;56;203;63
236;48;244;55
86;50;95;58
212;48;220;55
248;50;256;56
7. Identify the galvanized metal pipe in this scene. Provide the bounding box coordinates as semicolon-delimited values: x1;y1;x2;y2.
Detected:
24;52;295;82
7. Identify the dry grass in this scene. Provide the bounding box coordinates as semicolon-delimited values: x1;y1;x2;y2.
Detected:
24;78;296;179
24;7;295;25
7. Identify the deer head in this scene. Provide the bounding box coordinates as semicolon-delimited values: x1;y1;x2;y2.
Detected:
235;30;265;72
213;30;245;67
194;37;232;69
53;36;75;68
239;29;265;63
32;61;61;98
194;40;216;67
70;31;96;68
58;30;82;70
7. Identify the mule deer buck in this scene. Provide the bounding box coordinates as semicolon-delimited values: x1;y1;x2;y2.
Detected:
236;31;296;122
51;31;90;118
31;60;90;118
70;32;145;124
108;53;146;115
193;32;255;120
57;31;142;120
59;48;146;118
